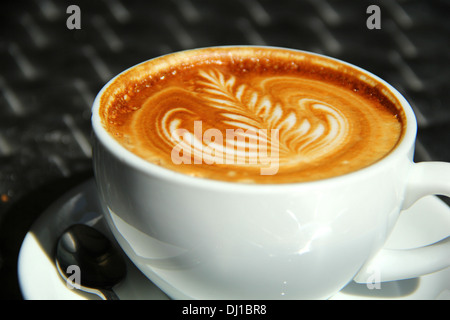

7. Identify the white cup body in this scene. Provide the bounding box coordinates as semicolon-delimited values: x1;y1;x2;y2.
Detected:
91;47;420;299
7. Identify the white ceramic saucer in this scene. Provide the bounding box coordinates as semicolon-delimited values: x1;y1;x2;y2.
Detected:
18;179;450;300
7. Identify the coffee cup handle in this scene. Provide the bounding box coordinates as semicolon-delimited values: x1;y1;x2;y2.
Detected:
354;161;450;284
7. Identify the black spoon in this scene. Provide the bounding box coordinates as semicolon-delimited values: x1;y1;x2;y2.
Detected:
55;224;127;300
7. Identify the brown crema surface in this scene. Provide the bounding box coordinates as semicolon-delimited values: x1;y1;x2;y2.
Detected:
100;47;405;183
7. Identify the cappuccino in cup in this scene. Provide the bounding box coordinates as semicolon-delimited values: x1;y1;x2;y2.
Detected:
99;47;404;183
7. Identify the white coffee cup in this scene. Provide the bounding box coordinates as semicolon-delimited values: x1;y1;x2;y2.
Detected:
91;46;450;299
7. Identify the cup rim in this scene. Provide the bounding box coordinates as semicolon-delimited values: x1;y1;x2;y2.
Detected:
91;45;417;192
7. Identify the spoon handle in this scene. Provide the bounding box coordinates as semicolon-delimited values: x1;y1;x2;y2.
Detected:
74;285;121;300
98;288;120;300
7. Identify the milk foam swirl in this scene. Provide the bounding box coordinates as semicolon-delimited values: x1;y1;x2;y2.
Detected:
158;69;351;169
102;47;404;183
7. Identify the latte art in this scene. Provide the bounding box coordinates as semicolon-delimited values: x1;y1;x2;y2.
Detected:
164;70;355;174
101;47;405;183
195;70;351;164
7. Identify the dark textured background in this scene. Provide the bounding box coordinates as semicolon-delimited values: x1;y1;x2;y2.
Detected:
0;0;449;299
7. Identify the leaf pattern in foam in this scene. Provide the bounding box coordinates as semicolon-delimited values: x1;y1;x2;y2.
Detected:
197;69;288;152
195;69;351;164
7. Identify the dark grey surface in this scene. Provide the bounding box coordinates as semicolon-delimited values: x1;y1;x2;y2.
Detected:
0;0;449;299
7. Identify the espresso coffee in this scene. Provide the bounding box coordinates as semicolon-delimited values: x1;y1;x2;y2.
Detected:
100;47;405;183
